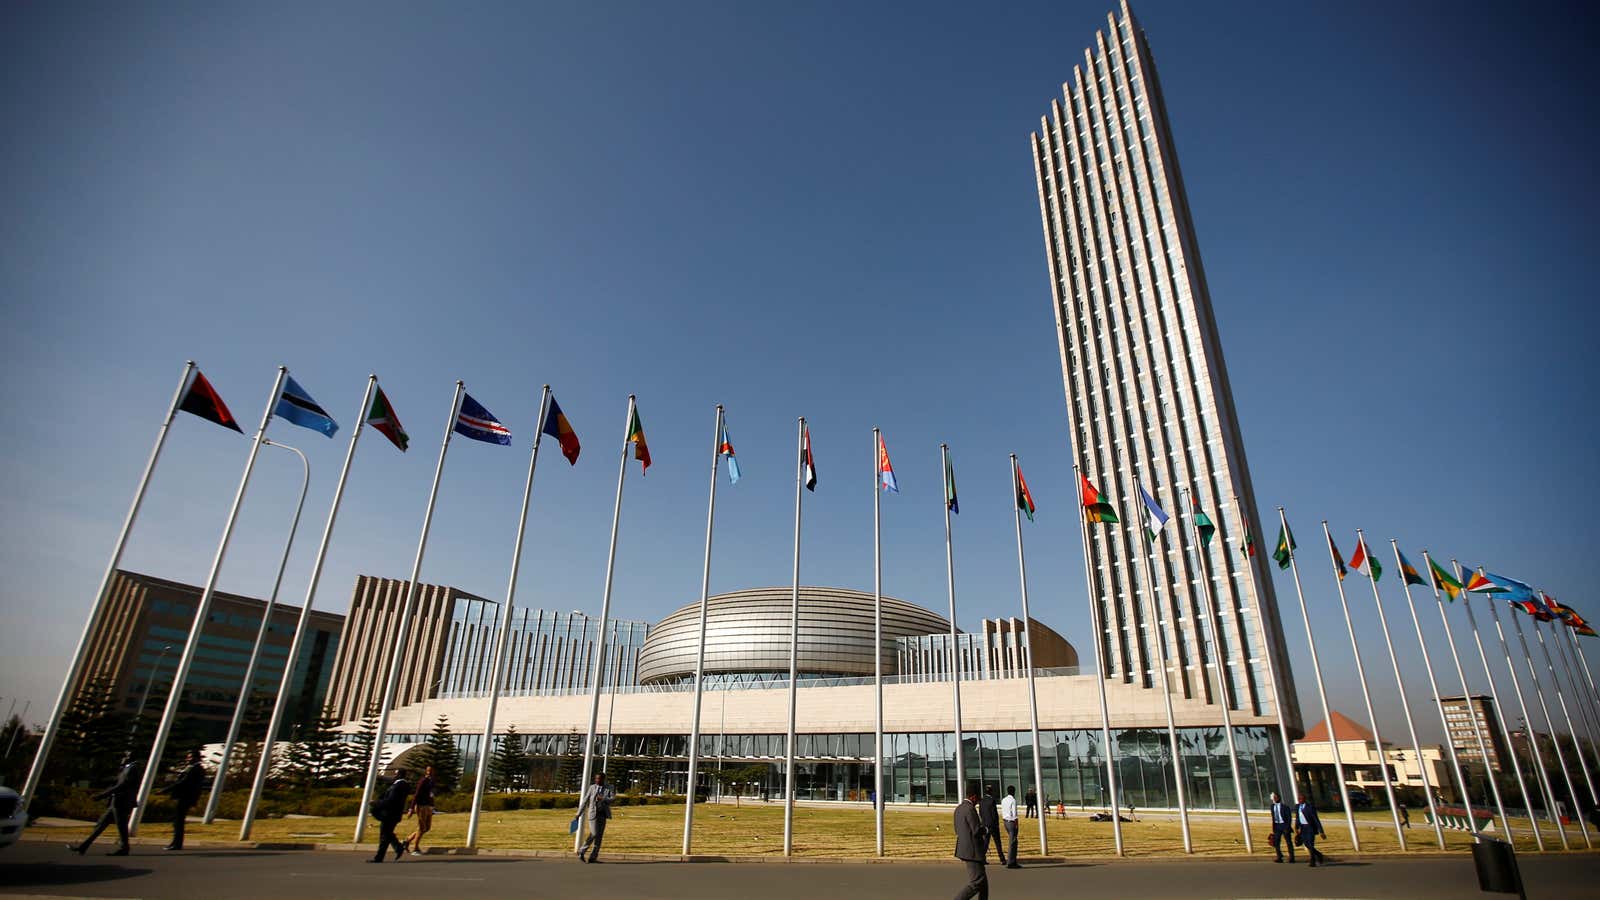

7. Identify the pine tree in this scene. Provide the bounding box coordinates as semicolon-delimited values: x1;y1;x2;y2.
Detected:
421;715;461;792
556;731;583;793
489;725;528;791
343;704;380;788
284;706;345;790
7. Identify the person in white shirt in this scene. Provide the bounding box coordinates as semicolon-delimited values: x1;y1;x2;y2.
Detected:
1001;785;1021;869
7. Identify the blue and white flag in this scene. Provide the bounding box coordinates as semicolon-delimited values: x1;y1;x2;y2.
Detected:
455;393;512;445
1484;571;1538;603
1140;487;1169;541
275;375;339;437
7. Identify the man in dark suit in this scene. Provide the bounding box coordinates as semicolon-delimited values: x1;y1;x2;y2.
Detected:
977;784;1003;864
162;750;206;851
70;756;141;856
1268;791;1295;863
367;770;411;863
953;783;988;900
1024;787;1037;819
1295;792;1327;867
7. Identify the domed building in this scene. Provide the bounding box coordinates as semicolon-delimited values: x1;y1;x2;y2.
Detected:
637;587;950;686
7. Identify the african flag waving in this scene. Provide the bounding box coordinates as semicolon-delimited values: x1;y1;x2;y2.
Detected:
1080;474;1118;524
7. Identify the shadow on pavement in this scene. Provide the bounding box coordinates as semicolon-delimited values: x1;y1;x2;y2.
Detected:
2;862;152;887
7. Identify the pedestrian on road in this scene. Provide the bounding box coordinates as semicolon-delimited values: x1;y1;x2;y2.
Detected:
69;755;140;856
1267;791;1295;864
1398;803;1410;829
576;772;612;864
161;750;206;851
1024;787;1037;819
1001;785;1020;869
977;784;1003;865
1294;793;1326;868
368;769;411;863
952;783;988;900
405;765;436;855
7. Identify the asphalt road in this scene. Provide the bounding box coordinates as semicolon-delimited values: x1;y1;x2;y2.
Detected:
2;841;1597;899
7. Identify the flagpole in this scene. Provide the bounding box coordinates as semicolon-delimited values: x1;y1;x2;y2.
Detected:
466;385;550;848
354;380;463;844
1319;522;1405;848
1181;488;1249;852
681;404;723;857
1470;564;1569;851
1506;604;1593;847
20;360;196;812
242;375;376;840
782;417;805;857
204;438;310;824
873;429;885;857
1133;476;1190;854
1352;531;1443;848
1530;618;1600;813
1011;455;1048;857
1552;621;1600;768
1563;625;1600;719
1074;465;1122;856
132;366;289;833
1278;510;1360;849
576;395;635;854
940;443;968;813
1399;546;1487;840
1232;496;1296;802
1457;561;1555;849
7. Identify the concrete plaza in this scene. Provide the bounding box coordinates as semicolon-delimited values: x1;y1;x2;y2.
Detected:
4;840;1597;899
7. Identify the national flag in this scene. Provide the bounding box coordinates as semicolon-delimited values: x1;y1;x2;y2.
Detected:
1080;474;1119;524
365;385;409;452
1241;528;1258;560
877;434;897;494
1464;569;1507;594
1140;488;1168;541
1328;534;1348;581
1570;612;1598;638
1428;558;1463;600
455;393;512;445
275;375;339;437
1397;550;1426;587
1512;596;1555;622
1191;499;1216;548
1484;572;1537;602
178;369;242;433
541;396;581;466
718;419;740;484
1349;537;1382;582
800;425;815;491
627;405;651;473
1273;524;1296;570
1543;593;1575;623
943;450;958;515
1015;460;1036;522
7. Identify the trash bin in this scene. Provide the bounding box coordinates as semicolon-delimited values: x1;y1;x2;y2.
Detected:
1471;836;1523;896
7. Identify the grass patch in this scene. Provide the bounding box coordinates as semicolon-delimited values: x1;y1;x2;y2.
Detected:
33;801;1578;858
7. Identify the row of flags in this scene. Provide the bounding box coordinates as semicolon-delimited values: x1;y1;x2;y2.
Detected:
1075;469;1598;639
186;365;1594;640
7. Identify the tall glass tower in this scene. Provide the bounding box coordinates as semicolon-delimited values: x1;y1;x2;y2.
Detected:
1030;1;1300;732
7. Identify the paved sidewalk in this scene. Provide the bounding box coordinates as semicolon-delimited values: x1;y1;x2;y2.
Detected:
3;840;1597;899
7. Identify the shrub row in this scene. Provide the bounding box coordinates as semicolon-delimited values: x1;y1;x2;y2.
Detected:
30;786;684;822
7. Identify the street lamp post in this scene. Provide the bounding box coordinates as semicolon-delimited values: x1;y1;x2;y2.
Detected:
128;645;174;751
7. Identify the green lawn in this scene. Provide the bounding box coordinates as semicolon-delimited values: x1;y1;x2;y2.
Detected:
32;801;1585;859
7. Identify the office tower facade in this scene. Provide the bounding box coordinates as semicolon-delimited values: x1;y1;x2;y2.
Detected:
437;600;649;698
73;570;344;741
1029;2;1301;731
1441;694;1509;774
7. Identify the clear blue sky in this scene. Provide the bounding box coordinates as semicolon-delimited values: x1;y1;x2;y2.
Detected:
2;1;1596;749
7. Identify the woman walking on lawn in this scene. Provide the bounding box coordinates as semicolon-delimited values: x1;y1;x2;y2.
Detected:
405;766;436;855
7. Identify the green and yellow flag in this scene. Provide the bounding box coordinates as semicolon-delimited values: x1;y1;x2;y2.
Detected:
1079;474;1118;524
1429;557;1463;601
1273;524;1296;570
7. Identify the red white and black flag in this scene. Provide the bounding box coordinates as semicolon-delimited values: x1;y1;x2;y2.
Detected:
178;369;242;432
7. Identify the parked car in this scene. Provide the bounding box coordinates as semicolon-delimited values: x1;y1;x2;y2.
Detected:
1347;789;1373;810
0;787;26;850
